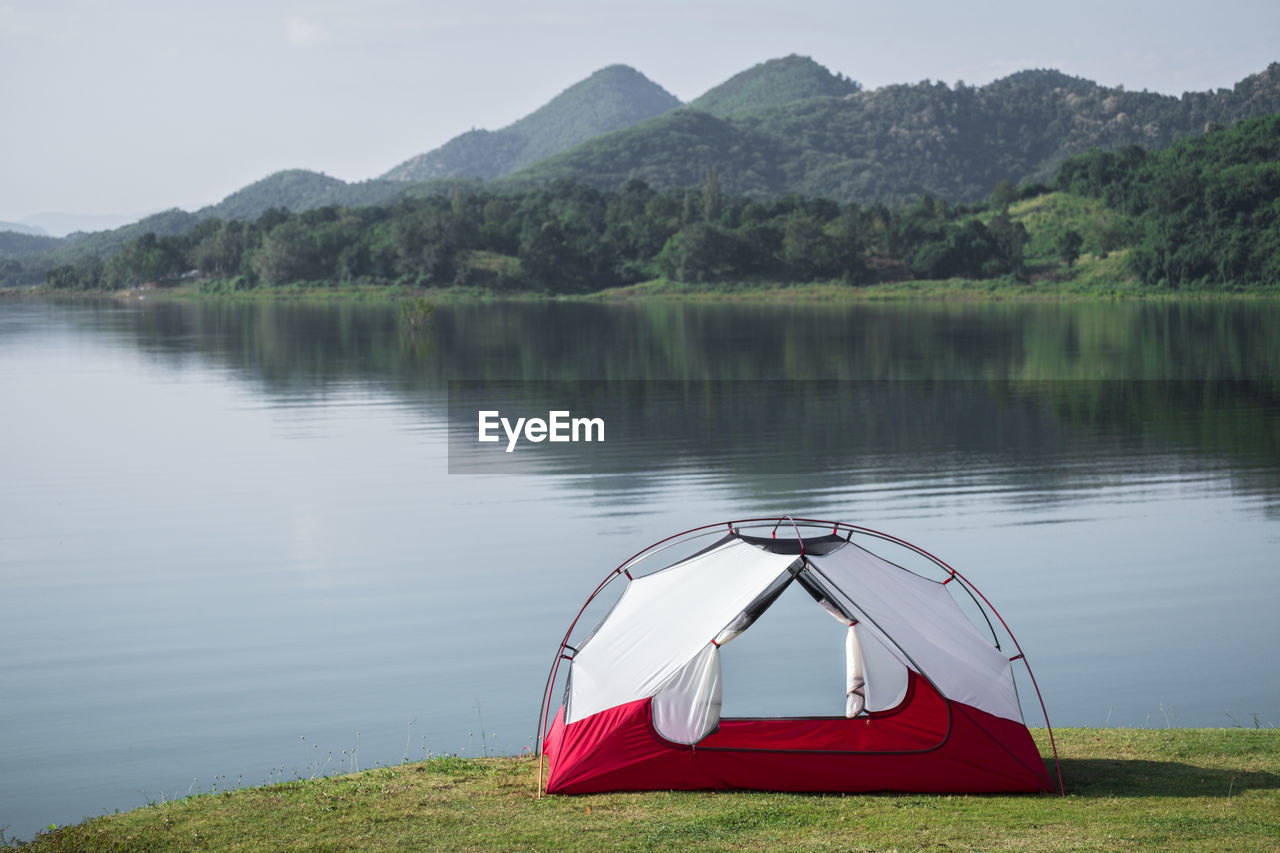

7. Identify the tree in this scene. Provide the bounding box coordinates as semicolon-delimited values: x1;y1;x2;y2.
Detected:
1058;229;1084;268
191;221;250;277
680;189;698;226
251;220;320;284
987;213;1030;278
828;207;868;282
989;179;1018;212
101;232;185;288
390;204;459;285
656;223;740;282
780;211;829;279
481;197;518;253
701;166;723;223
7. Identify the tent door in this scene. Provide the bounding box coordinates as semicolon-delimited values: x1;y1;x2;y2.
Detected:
651;642;722;744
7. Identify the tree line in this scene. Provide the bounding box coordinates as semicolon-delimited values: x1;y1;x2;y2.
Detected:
41;171;1032;293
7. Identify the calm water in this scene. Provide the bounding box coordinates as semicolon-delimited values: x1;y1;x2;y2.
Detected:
1;297;1279;837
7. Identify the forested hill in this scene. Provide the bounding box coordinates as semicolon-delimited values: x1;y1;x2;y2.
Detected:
1058;111;1280;288
381;65;681;182
7;58;1280;286
196;170;407;223
687;54;862;116
33;111;1280;295
7;172;414;270
503;62;1280;204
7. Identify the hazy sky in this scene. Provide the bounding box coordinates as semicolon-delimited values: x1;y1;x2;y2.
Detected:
2;0;1277;223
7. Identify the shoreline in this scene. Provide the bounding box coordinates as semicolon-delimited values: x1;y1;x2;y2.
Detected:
5;277;1280;306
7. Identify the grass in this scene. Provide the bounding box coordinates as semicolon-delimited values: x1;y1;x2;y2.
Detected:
8;729;1279;851
586;276;1155;303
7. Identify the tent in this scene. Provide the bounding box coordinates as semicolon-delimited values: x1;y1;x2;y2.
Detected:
537;517;1061;796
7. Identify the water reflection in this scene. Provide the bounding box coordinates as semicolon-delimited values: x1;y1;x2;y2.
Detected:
20;297;1280;384
15;298;1280;510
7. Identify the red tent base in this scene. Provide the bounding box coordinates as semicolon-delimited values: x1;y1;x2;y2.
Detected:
544;674;1052;794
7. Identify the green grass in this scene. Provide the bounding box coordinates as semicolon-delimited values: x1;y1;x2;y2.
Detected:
585;276;1270;303
10;729;1279;851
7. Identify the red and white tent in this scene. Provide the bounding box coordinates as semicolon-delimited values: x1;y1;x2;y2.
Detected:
537;518;1061;796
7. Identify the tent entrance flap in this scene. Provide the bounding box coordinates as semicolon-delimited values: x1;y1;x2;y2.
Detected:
845;624;866;717
651;642;722;744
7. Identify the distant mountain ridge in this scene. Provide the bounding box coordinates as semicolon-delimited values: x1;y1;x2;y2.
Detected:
381;64;681;181
502;61;1280;204
19;211;145;238
13;57;1280;275
0;220;48;237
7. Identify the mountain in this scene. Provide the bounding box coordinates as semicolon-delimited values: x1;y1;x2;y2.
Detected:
195;169;407;222
381;64;681;181
687;54;861;116
0;220;48;236
21;57;1280;280
0;230;63;260
12;171;413;272
502;62;1280;205
20;211;149;238
501;108;788;197
35;208;199;267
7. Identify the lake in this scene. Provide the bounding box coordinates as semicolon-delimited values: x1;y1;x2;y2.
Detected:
1;296;1278;839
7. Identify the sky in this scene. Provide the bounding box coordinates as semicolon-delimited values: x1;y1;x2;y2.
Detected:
1;0;1277;229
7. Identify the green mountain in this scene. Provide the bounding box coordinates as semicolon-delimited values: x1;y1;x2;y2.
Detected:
37;110;1280;294
19;57;1280;286
2;206;202;286
25;172;406;268
35;208;198;267
196;169;406;222
502;108;787;197
0;230;62;259
687;54;861;116
381;64;681;181
503;62;1280;205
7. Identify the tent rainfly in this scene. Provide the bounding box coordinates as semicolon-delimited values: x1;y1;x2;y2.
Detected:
536;517;1061;796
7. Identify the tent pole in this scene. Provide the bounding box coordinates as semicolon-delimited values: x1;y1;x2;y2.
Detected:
1019;656;1065;795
